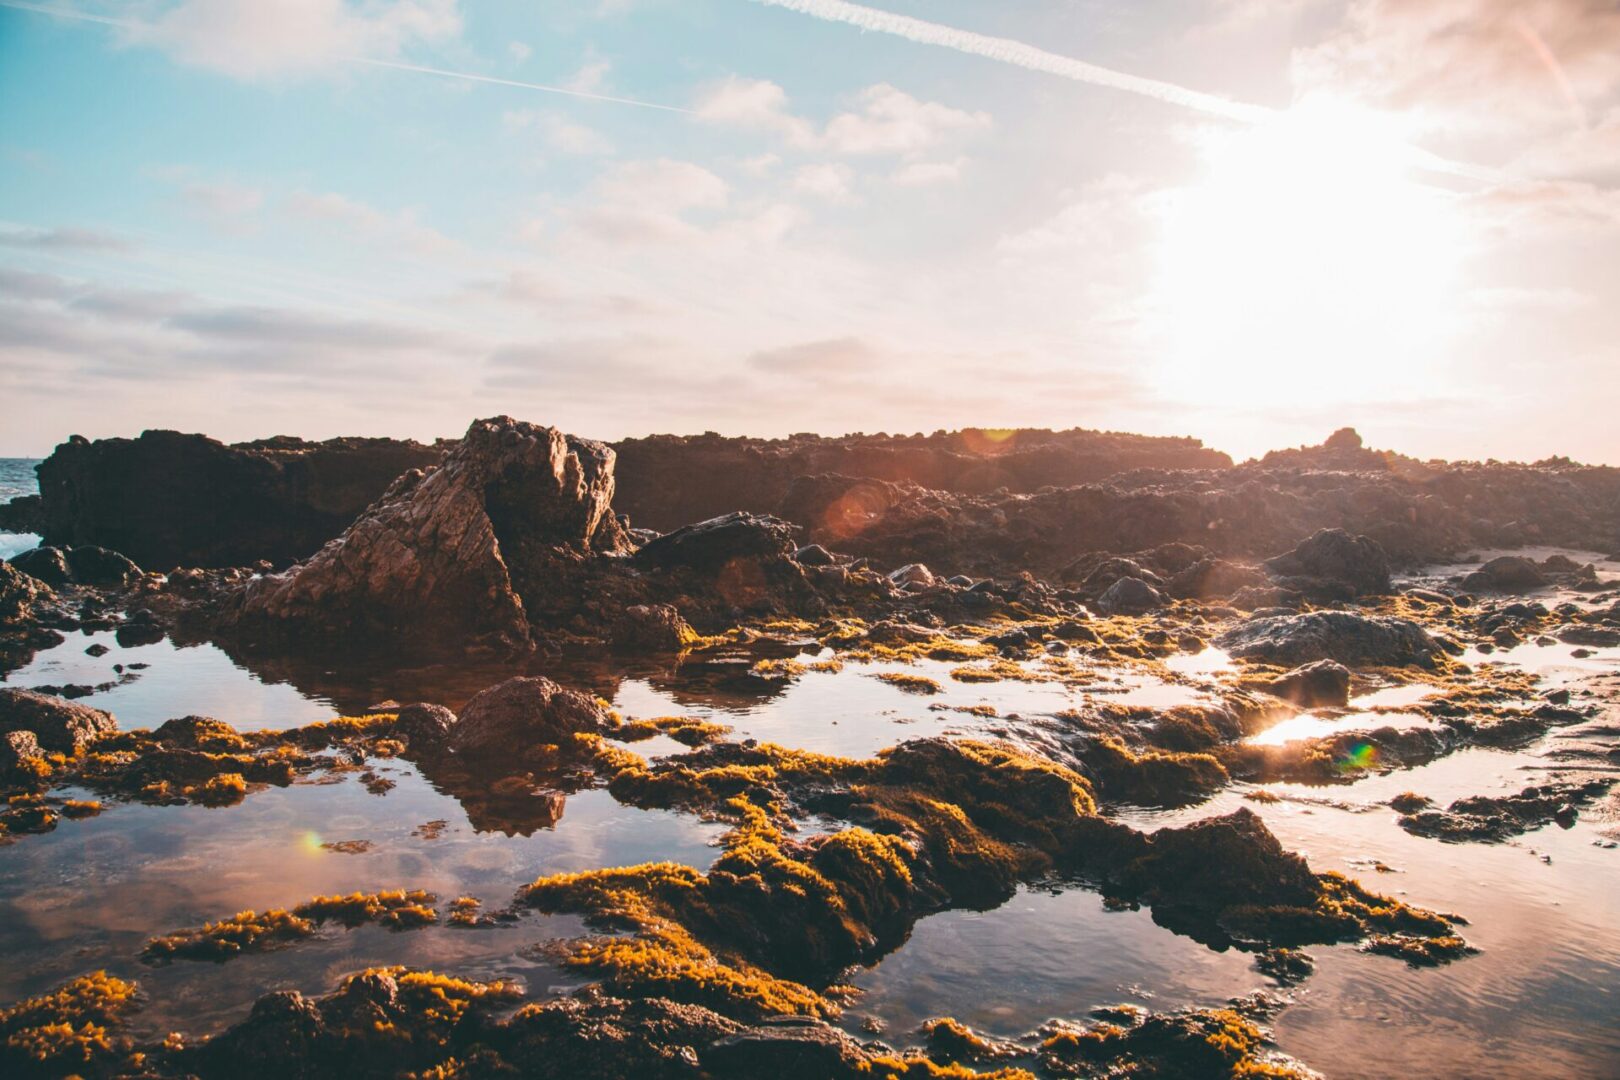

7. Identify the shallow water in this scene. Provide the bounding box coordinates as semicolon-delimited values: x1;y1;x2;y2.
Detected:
3;597;1618;1075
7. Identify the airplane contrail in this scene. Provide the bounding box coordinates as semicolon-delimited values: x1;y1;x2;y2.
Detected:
749;0;1508;183
0;0;690;113
749;0;1274;125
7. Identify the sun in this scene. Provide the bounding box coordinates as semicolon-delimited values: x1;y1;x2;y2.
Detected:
1153;98;1465;411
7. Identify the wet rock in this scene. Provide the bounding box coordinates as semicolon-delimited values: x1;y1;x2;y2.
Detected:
9;545;72;587
636;512;796;573
394;703;457;747
1462;556;1549;592
1397;779;1615;842
0;729;44;776
65;545;142;588
1118;808;1320;914
1266;660;1352;708
1097;576;1164;615
1216;611;1442;668
1080;557;1162;592
0;492;43;534
1263;528;1391;596
234;417;630;657
0;561;55;623
613;604;698;652
1165;557;1264;601
0;687;117;753
450;676;612;756
704;1016;869;1079
1558;625;1620;647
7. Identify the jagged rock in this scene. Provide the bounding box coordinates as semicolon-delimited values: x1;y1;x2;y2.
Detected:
633;513;823;627
887;563;935;587
9;546;71;587
449;676;612;756
1;561;55;623
30;429;444;568
1263;528;1391;596
703;1017;869;1079
0;729;44;775
1081;557;1163;593
233;417;629;657
1097;576;1164;615
0;492;43;534
394;703;457;747
792;543;836;567
1120;807;1321;914
0;687;117;753
612;604;697;652
1216;611;1442;668
1462;556;1549;592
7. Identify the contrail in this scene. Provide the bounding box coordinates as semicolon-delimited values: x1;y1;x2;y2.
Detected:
749;0;1273;125
0;0;690;113
750;0;1509;183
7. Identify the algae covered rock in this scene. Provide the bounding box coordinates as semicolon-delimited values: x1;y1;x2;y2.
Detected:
1216;611;1441;668
612;604;698;652
0;687;117;753
450;676;612;756
394;703;457;747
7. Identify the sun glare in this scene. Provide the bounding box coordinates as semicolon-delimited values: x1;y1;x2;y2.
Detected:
1155;99;1464;409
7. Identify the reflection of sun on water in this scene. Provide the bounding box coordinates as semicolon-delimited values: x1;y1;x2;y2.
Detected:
1155;99;1465;409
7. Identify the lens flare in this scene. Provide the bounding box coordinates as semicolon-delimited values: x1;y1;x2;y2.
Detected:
1336;742;1379;774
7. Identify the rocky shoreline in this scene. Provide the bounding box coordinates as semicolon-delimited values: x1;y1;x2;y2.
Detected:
2;419;1618;1078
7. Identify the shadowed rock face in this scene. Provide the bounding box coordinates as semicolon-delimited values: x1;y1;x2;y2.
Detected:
231;418;630;657
1216;611;1443;668
23;430;444;569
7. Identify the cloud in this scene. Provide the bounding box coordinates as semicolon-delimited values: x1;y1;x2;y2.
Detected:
0;225;131;252
466;271;666;320
134;0;463;78
504;110;616;156
748;336;875;377
570;158;732;245
283;190;455;253
566;53;612;94
889;157;966;186
791;162;856;201
1294;0;1620;137
508;41;532;62
695;78;989;156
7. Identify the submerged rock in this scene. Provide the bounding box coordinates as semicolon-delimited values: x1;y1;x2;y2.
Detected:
0;687;117;753
450;676;612;756
1216;612;1442;668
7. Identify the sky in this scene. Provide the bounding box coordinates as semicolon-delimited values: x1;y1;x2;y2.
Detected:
1;0;1617;463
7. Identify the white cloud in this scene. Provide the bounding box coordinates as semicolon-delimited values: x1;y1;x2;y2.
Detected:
508;41;532;62
283;190;455;253
791;162;856;201
567;54;613;94
889;157;967;186
741;152;782;176
696;78;990;157
135;0;463;78
504;110;616;156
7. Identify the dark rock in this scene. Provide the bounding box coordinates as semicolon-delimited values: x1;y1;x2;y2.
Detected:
1462;556;1549;592
0;492;43;533
1081;557;1162;592
1097;576;1164;615
0;729;44;775
1165;557;1264;600
65;544;142;587
30;429;444;568
1324;427;1364;451
1216;611;1442;668
792;543;836;567
394;703;457;747
450;676;612;756
1;560;56;623
1267;660;1352;708
886;563;935;587
636;512;796;573
9;545;71;587
1263;528;1391;595
612;604;697;652
1397;779;1614;842
1557;625;1620;647
0;687;117;753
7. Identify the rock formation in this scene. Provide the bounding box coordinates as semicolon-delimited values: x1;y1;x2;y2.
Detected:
23;429;444;568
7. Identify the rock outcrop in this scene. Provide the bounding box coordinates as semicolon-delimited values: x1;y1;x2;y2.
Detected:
26;430;444;568
231;418;629;657
1217;612;1444;668
1263;528;1391;596
0;688;117;753
449;676;613;756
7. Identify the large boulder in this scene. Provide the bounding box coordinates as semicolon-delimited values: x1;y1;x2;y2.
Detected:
632;513;822;627
233;418;630;657
0;561;55;623
9;546;71;587
1263;528;1391;596
1097;576;1165;615
31;430;445;568
65;545;142;587
0;687;117;753
611;604;697;652
1216;611;1442;668
449;676;613;756
635;512;798;572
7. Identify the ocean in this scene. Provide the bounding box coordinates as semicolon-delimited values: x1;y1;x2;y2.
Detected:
0;458;42;561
